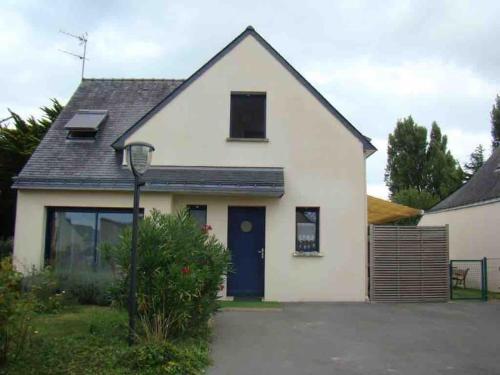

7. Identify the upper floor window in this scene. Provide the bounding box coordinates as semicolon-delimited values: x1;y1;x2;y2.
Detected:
230;93;266;139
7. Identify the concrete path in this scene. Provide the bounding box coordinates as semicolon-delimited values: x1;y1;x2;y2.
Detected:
208;302;500;375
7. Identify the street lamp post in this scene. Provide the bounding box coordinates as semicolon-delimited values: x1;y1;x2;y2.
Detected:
126;142;155;345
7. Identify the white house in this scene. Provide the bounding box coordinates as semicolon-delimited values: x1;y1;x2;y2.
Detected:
13;26;376;302
420;146;500;260
420;146;500;291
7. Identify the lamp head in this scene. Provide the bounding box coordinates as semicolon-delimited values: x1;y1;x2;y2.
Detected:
126;142;155;177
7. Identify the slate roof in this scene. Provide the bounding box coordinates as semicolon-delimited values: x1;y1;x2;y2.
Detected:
428;146;500;212
15;78;183;182
13;78;284;196
15;166;284;197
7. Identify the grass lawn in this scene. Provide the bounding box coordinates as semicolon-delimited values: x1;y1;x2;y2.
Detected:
2;306;210;375
451;287;500;300
218;300;281;309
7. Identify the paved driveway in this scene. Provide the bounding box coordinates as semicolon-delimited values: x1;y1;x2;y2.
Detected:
208;302;500;375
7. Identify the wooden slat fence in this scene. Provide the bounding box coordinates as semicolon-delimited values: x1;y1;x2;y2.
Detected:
369;225;449;302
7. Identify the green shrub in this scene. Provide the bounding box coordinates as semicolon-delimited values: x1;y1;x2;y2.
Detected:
22;265;117;310
22;266;63;313
55;269;116;306
104;209;230;339
124;338;210;375
0;257;33;366
0;239;13;260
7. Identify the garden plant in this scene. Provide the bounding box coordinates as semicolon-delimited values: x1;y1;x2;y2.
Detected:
1;209;230;374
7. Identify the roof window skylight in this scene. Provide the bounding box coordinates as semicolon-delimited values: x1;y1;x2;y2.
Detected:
65;110;108;132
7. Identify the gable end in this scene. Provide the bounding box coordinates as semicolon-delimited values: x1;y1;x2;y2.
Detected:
112;26;376;154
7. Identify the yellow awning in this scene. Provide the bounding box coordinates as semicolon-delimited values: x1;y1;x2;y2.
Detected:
368;195;422;224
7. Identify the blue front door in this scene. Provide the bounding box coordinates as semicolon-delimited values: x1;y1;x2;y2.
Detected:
227;207;265;297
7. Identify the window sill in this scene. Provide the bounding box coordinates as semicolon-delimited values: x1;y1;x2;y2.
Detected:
226;137;269;143
292;251;323;258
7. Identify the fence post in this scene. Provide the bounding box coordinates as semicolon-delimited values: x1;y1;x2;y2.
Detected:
482;257;488;301
449;261;453;300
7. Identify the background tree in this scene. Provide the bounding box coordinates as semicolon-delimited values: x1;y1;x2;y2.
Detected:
392;188;440;224
385;117;465;220
463;144;485;180
491;94;500;148
384;116;428;196
0;99;63;240
424;122;464;198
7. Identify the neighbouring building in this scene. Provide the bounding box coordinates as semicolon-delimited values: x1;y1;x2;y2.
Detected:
420;146;500;291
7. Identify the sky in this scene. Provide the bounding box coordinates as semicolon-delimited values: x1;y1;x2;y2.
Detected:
1;0;499;199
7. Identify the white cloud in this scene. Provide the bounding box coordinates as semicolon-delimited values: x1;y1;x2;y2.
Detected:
92;25;167;62
367;183;389;200
0;10;28;53
444;128;491;163
305;59;497;99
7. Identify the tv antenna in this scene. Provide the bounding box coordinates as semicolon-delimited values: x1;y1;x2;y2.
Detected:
59;30;88;80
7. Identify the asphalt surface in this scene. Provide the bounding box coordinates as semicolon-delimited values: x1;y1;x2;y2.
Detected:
208;302;500;375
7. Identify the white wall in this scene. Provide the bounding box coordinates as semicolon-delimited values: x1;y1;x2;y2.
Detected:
126;34;368;301
173;194;367;302
420;201;500;292
13;190;173;273
420;201;500;259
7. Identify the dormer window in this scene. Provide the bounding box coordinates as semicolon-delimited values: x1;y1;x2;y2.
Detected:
230;93;266;139
65;109;108;140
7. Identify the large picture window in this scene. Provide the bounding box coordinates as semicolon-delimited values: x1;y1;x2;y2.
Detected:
230;93;266;139
46;208;136;270
296;207;320;252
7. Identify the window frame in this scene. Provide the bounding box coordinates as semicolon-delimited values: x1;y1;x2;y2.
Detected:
187;204;207;227
229;92;267;140
44;207;142;267
295;207;320;253
66;130;97;140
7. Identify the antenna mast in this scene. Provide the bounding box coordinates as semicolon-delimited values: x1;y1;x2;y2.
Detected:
59;30;88;80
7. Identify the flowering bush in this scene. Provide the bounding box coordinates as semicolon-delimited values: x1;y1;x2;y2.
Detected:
103;209;230;339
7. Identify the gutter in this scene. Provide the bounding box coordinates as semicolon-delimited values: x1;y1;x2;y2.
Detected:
424;197;500;215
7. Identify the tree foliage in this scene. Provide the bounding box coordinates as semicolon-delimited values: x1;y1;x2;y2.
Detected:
392;188;440;211
384;116;428;196
392;188;440;225
385;116;464;210
0;99;63;239
424;122;465;198
463;144;485;180
491;94;500;149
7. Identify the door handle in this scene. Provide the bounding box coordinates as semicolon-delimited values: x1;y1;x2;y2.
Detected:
258;248;265;259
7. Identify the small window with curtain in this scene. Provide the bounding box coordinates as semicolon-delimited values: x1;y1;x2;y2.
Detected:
187;205;207;227
230;93;266;139
296;207;320;252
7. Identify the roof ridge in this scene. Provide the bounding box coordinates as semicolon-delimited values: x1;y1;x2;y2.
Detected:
82;78;185;82
429;146;500;212
111;26;376;153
